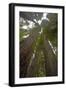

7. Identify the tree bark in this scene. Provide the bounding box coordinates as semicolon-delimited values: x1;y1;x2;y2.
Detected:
20;30;39;77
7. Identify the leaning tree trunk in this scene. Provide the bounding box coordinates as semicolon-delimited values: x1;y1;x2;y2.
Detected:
42;35;57;76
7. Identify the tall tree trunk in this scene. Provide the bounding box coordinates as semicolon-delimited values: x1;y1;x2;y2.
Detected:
43;35;57;76
20;30;39;77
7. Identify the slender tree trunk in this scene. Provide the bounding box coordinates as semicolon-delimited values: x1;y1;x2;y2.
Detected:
42;35;57;76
